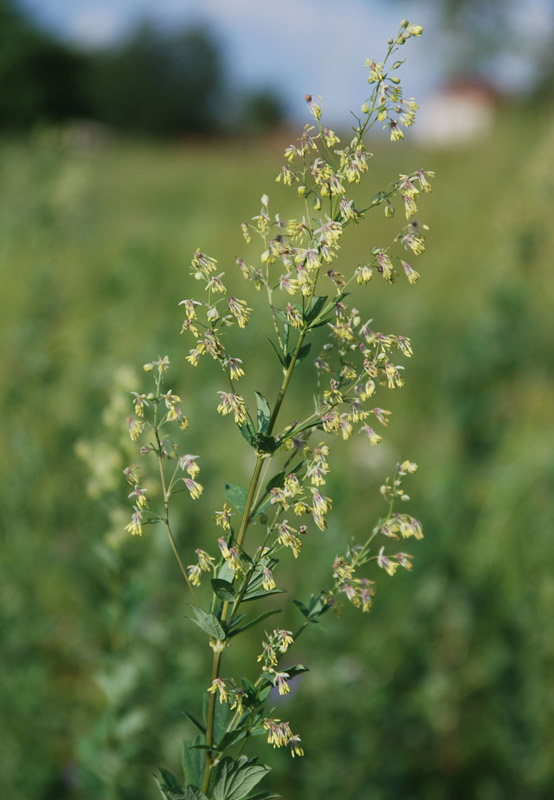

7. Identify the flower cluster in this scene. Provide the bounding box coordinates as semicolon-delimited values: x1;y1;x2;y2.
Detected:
121;20;431;798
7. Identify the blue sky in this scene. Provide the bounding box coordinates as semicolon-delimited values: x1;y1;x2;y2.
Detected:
20;0;554;123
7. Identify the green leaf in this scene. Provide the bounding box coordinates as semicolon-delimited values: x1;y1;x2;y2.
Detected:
184;789;209;800
225;483;248;513
238;421;256;447
280;664;309;680
203;692;230;743
293;599;309;618
240;559;283;602
183;712;206;735
216;727;249;752
265;471;285;493
305;295;328;325
213;757;271;800
241;676;258;699
266;337;284;366
295;342;312;365
229;609;281;638
159;768;182;790
309;314;334;329
155;768;209;800
182;739;206;792
218;561;235;583
293;594;331;622
254;433;278;454
211;579;236;602
188;606;225;640
258;685;271;702
255;391;271;434
246;793;280;800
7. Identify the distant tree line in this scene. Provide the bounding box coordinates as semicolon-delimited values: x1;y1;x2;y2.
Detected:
0;0;285;136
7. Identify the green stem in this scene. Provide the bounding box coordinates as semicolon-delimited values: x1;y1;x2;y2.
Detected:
155;428;199;605
201;325;310;792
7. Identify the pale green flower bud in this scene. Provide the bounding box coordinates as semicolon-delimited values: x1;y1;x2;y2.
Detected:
361;101;369;114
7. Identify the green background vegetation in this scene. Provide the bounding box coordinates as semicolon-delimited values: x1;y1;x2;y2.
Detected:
1;102;554;800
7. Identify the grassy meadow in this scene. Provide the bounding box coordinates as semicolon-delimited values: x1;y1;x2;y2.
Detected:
1;107;554;800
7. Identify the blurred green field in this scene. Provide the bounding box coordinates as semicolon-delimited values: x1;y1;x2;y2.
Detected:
1;108;554;800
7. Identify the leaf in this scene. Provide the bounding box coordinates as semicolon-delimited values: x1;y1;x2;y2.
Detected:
258;685;272;702
246;793;281;800
255;391;271;434
305;295;328;325
309;314;335;329
280;664;309;680
188;606;225;640
183;789;209;800
203;692;229;743
216;727;249;752
159;768;182;790
229;609;281;638
217;561;235;584
266;337;284;366
241;586;284;603
293;594;331;622
292;599;309;618
254;433;278;454
295;342;312;365
240;559;283;602
211;579;236;602
265;471;285;493
225;483;248;513
241;676;258;699
238;421;256;447
183;712;206;735
213;757;271;800
155;768;209;800
182;739;206;792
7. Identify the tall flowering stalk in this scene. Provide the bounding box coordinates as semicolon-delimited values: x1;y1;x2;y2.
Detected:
123;21;432;800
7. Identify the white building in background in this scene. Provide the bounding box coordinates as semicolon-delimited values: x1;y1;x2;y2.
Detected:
415;79;500;147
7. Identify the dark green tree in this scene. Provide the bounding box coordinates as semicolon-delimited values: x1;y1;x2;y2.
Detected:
0;0;85;129
85;23;224;137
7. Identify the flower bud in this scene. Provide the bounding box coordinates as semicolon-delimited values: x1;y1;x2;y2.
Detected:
390;76;401;85
361;101;369;115
297;184;307;197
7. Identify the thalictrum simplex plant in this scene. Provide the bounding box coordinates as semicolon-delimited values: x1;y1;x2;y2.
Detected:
123;20;432;800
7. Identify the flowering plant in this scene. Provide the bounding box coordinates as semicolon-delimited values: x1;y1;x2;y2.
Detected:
123;20;432;800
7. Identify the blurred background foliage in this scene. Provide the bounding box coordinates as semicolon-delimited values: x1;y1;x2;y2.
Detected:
1;0;554;799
